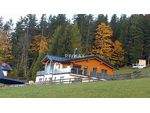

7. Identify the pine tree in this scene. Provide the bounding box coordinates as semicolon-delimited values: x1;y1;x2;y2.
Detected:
51;25;63;56
110;14;119;41
70;24;82;54
117;14;130;65
129;14;145;64
143;14;150;60
74;14;94;54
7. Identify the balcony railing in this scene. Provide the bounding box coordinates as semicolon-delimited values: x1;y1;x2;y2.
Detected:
36;71;46;76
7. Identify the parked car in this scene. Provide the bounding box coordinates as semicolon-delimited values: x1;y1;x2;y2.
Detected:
132;64;145;69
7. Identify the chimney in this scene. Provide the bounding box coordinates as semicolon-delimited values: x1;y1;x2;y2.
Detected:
73;48;78;58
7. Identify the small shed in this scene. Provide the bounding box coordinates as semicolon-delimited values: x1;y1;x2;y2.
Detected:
139;59;146;67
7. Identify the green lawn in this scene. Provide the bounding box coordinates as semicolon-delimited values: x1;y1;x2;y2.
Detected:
1;77;150;98
115;66;150;76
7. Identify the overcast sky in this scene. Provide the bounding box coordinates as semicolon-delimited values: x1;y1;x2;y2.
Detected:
0;0;149;23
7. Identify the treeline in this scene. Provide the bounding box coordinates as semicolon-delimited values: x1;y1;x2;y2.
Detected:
0;14;150;80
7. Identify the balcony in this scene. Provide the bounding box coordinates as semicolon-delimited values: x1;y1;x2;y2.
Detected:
36;71;46;76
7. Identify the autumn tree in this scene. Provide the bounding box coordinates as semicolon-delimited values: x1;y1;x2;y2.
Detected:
110;40;124;66
29;35;48;57
0;31;13;63
29;35;48;80
91;23;114;62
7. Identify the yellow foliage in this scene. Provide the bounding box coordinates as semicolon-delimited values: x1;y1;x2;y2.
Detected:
92;23;114;61
39;37;48;53
30;35;48;55
110;40;124;65
0;31;13;63
90;22;124;65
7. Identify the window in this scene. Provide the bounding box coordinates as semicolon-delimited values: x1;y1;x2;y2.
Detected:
101;69;107;77
39;78;42;82
63;65;67;68
83;66;88;76
60;76;64;79
49;77;52;81
93;68;97;77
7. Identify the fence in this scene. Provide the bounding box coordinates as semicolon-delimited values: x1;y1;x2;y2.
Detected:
0;73;145;87
35;73;145;85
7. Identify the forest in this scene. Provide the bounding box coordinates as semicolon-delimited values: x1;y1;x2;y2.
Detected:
0;14;150;80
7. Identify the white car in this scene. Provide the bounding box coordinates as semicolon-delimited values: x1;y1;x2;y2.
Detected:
132;64;145;69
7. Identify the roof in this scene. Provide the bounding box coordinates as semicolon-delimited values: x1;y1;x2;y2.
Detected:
67;55;115;69
0;77;25;84
0;63;13;71
0;64;24;85
41;54;68;62
42;54;116;69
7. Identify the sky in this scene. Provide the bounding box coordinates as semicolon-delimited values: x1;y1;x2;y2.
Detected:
0;0;149;24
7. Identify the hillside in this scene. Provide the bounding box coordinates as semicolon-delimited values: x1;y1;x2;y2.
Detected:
115;66;150;77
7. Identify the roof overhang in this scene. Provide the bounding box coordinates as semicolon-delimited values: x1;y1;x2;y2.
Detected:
0;77;25;85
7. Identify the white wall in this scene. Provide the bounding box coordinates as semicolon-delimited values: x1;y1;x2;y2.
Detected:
139;59;146;67
3;71;7;76
35;73;75;83
36;61;73;83
45;62;71;74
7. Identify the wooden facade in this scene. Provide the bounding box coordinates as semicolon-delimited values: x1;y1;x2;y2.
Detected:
70;58;114;76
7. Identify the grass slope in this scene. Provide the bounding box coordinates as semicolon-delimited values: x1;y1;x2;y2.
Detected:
0;77;150;98
115;66;150;76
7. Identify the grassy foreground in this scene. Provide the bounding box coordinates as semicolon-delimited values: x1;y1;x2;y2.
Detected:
0;77;150;98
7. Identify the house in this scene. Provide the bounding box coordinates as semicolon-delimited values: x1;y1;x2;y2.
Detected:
0;63;25;85
36;54;115;83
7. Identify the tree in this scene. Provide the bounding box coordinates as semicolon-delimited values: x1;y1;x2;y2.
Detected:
73;14;94;54
38;14;47;36
90;23;114;62
143;14;150;60
0;17;3;30
110;14;119;41
117;14;130;65
110;40;124;66
129;15;145;64
0;31;13;63
96;14;108;25
70;24;82;53
30;52;45;80
29;35;48;80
